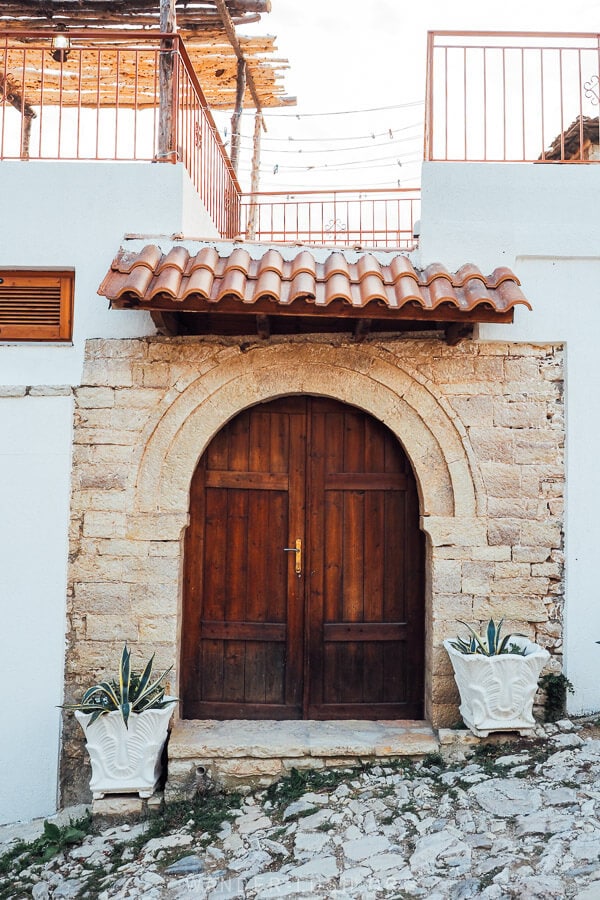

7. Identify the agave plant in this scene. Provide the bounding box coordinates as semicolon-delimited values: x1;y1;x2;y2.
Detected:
63;645;175;727
449;618;526;657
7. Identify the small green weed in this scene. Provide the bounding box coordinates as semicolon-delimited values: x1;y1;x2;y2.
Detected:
479;865;504;890
421;752;446;770
0;814;91;873
265;766;360;812
0;815;92;900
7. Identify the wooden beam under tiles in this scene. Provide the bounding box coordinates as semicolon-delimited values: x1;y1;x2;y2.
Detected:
112;294;515;326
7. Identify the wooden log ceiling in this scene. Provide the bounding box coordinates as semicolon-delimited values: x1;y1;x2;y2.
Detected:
0;1;272;31
0;0;293;109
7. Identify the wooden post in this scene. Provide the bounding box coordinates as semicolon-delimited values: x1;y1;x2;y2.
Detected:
246;108;262;239
0;74;36;160
158;0;177;162
230;57;246;173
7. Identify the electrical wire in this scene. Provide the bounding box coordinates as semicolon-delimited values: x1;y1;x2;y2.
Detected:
234;136;421;155
233;123;423;145
238;154;421;172
262;100;424;118
237;159;423;177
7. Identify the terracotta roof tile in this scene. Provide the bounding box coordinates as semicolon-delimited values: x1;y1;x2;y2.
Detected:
98;244;531;320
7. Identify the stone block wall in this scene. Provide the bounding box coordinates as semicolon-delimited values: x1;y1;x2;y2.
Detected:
61;334;564;804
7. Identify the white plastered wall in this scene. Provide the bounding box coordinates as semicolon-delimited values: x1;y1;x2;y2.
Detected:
0;162;217;825
0;397;72;823
418;161;600;715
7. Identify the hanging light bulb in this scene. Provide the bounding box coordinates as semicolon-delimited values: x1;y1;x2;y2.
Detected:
51;24;71;64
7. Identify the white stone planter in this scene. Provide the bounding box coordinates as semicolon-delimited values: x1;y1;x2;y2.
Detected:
443;637;550;737
75;702;176;799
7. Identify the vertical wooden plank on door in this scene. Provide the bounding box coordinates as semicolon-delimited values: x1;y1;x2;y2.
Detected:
340;407;365;704
223;418;249;704
285;399;306;712
305;400;327;712
244;411;270;704
267;407;291;706
200;481;228;703
363;415;386;704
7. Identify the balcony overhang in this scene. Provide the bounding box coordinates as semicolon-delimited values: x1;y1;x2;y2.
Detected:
98;241;531;342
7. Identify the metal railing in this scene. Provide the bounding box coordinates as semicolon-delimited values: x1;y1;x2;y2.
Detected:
0;31;241;237
240;189;421;249
425;31;600;163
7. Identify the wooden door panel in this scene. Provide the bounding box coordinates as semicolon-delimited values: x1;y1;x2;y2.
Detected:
182;400;305;719
307;400;424;719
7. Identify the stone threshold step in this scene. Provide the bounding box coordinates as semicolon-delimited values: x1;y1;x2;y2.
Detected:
169;719;439;761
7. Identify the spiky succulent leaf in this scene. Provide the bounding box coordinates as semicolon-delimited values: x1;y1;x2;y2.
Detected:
131;665;173;712
119;645;131;712
456;621;490;656
487;618;506;654
82;681;120;709
134;654;156;701
451;619;525;656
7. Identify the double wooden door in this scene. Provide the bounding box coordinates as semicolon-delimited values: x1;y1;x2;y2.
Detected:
182;397;424;720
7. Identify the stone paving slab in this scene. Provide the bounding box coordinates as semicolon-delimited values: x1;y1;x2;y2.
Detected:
169;719;438;760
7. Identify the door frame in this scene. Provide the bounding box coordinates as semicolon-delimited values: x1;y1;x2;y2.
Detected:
181;395;426;721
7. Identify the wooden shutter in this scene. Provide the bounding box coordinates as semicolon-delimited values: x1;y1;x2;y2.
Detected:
0;271;74;341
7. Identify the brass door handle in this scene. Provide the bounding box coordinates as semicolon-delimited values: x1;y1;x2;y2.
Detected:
283;538;302;575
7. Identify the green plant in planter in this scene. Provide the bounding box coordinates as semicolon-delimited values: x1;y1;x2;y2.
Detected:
63;644;175;727
449;618;527;657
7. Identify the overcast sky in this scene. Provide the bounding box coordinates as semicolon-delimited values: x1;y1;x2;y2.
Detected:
223;1;599;192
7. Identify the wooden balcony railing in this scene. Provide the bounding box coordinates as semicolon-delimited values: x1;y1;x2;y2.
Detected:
425;31;600;163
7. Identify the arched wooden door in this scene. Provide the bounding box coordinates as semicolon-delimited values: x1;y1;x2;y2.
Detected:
181;397;425;720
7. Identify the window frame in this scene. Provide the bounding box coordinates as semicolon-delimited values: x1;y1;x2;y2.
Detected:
0;270;74;342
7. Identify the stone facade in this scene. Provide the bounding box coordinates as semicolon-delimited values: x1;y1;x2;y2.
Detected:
61;334;564;804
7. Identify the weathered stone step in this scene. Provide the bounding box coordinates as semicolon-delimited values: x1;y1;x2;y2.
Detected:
167;720;439;796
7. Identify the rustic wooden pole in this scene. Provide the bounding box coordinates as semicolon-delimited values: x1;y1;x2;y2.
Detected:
214;0;266;132
246;108;262;239
230;57;246;173
158;0;177;162
0;74;36;160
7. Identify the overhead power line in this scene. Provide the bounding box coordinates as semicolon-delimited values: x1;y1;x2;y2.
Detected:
234;123;423;145
262;100;424;118
235;136;421;155
237;155;423;175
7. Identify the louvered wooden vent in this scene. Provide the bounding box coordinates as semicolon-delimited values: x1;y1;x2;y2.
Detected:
0;271;73;341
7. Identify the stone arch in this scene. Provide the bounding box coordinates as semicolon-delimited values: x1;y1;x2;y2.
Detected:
134;342;478;526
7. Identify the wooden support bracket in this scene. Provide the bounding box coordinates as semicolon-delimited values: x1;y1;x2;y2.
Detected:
444;322;474;346
256;314;271;339
353;318;372;342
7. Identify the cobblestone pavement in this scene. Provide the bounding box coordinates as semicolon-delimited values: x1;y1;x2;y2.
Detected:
4;720;600;899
